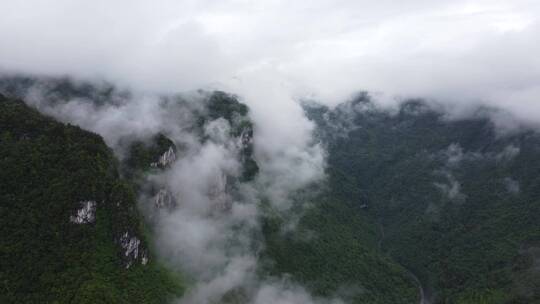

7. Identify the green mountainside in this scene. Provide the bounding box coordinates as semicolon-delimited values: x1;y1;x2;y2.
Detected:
305;96;540;303
0;95;183;303
0;77;418;303
0;77;263;304
2;75;539;304
261;195;419;303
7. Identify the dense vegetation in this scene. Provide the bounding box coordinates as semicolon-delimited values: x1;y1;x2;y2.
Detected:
0;95;183;303
305;96;540;303
0;76;264;304
261;194;419;303
3;74;539;304
122;133;176;181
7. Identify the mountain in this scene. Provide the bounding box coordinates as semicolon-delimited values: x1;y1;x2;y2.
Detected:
305;95;540;303
2;75;539;304
260;193;419;303
0;94;183;303
0;75;264;304
0;76;419;304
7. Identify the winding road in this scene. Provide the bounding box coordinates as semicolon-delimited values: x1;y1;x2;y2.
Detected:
376;222;433;304
404;267;432;304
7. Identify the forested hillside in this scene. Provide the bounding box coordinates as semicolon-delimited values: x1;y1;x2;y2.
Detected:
261;194;419;303
0;95;183;303
0;76;420;304
3;74;538;304
306;96;540;304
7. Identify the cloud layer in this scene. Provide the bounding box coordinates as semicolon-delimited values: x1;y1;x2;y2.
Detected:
1;1;539;115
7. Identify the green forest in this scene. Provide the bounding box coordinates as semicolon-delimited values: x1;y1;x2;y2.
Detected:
1;77;540;304
303;96;540;303
0;95;183;303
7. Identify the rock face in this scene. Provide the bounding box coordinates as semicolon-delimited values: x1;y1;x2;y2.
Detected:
123;133;178;179
118;231;148;268
208;172;231;212
122;133;180;216
69;200;96;224
154;188;176;210
151;146;176;168
237;127;258;182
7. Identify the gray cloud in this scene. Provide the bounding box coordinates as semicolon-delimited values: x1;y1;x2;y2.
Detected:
1;1;540;119
496;144;521;162
442;143;483;167
434;170;467;203
503;177;521;194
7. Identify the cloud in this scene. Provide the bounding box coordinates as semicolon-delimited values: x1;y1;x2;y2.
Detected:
432;142;522;203
224;72;327;209
496;144;520;162
442;143;484;167
503;177;520;194
445;143;466;167
1;1;540;118
252;281;344;304
434;170;467;203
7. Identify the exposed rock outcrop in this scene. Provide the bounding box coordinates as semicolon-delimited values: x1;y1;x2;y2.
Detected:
154;188;176;210
151;146;176;168
118;231;149;268
69;200;96;224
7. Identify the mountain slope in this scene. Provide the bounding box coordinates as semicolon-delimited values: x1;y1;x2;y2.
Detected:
0;76;425;304
306;96;540;303
261;194;419;303
6;74;538;303
0;95;183;303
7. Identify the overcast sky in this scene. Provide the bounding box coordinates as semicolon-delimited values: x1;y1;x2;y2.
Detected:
1;0;539;121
